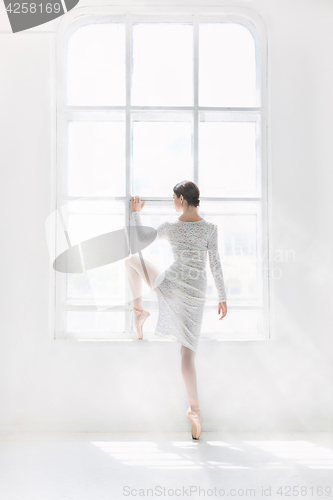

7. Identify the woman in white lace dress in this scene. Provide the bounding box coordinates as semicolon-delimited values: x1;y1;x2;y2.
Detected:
125;181;227;439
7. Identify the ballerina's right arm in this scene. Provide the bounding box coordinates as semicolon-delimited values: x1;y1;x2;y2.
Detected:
207;224;227;303
207;224;228;321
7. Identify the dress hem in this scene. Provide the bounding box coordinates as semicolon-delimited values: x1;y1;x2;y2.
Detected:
154;331;197;352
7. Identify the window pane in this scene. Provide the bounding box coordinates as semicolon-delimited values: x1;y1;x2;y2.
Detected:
198;201;262;304
199;121;258;197
67;264;126;303
67;24;125;106
58;199;124;246
199;23;257;107
201;308;263;337
132;23;193;106
66;311;125;334
67;121;125;196
63;200;126;303
66;211;126;303
206;214;258;302
132;121;192;196
67;274;92;300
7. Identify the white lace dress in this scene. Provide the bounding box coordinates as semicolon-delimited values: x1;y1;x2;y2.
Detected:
132;212;227;352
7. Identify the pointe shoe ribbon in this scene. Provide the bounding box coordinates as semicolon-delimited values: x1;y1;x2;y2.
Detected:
186;407;202;440
133;307;150;340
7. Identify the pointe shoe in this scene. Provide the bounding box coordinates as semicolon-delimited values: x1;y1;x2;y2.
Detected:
186;406;202;440
133;307;150;340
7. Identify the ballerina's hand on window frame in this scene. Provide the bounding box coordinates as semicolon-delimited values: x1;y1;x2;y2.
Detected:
131;196;146;213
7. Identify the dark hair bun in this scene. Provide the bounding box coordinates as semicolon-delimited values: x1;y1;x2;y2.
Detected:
173;180;200;208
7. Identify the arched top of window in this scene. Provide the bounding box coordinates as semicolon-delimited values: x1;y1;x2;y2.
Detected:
59;8;266;110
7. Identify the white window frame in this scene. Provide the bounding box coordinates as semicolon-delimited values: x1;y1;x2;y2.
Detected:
51;5;272;342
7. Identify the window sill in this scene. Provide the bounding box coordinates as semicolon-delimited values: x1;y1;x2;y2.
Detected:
52;336;271;342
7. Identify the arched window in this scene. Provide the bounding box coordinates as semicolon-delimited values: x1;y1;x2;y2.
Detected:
53;7;269;340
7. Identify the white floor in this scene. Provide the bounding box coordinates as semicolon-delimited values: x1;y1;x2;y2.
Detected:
1;432;333;500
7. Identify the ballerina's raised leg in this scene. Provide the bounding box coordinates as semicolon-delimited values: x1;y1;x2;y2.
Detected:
124;254;160;339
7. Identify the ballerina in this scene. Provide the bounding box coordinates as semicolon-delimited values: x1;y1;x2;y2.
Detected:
125;180;227;439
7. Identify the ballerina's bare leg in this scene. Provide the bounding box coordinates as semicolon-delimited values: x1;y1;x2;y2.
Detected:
180;344;199;402
181;344;201;439
124;254;160;320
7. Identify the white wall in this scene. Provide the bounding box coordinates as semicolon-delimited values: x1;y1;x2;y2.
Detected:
1;0;333;433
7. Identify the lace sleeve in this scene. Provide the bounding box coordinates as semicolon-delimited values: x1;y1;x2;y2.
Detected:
207;224;227;302
131;211;169;242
